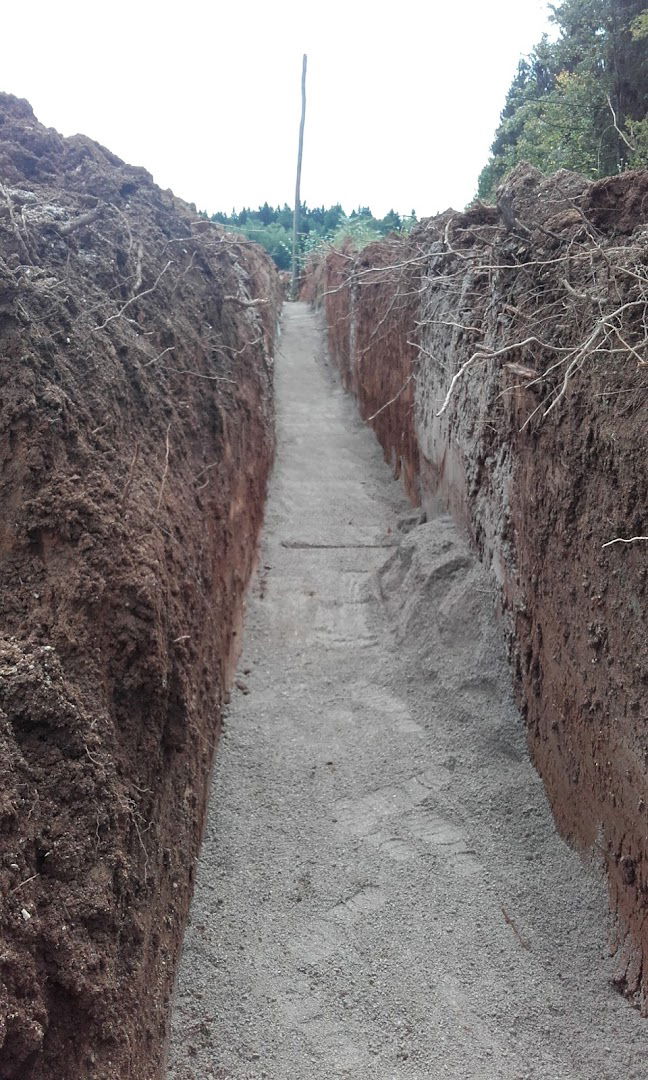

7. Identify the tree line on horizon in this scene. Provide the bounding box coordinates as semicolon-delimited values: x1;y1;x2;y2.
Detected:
208;203;415;270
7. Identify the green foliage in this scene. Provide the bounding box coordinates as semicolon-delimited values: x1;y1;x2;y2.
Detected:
330;216;384;250
627;116;648;163
479;0;648;199
210;203;417;270
631;8;648;36
237;221;292;270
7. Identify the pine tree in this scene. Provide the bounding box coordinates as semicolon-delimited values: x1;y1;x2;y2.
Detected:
478;0;648;199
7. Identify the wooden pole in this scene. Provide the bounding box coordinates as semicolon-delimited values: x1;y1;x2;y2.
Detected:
291;54;307;300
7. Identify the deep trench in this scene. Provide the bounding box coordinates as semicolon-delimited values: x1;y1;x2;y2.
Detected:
166;303;648;1080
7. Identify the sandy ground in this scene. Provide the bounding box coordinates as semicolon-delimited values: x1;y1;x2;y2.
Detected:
166;303;648;1079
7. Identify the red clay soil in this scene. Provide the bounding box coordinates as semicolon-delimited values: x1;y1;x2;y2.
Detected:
0;95;281;1078
307;163;648;1012
318;240;420;502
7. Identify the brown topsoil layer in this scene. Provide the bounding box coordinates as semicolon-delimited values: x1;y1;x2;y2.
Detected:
304;163;648;1012
0;94;281;1078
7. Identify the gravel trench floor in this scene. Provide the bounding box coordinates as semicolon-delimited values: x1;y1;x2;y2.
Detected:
167;302;648;1079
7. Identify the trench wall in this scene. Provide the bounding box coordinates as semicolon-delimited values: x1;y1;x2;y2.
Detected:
307;164;648;1010
0;95;281;1079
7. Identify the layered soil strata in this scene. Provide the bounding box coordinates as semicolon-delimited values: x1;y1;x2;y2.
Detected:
0;95;280;1078
307;163;648;1011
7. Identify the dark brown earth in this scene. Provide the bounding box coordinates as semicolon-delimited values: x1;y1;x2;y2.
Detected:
583;168;648;234
0;95;280;1078
305;163;648;1012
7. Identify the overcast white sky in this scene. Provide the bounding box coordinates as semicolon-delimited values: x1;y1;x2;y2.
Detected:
2;0;553;218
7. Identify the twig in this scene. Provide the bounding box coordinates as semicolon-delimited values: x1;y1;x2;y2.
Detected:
606;94;636;152
93;260;172;332
502;906;530;949
0;182;33;264
561;277;600;304
133;241;144;292
165;365;235;383
602;535;648;549
222;294;269;308
365;372;416;422
108;202;134;253
194;460;221;491
10;873;39;894
57;205;103;237
142;346;175;368
436;336;547;417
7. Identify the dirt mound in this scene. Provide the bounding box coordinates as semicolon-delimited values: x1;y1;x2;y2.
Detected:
378;518;502;683
583;169;648;234
0;94;281;1078
305;161;648;1013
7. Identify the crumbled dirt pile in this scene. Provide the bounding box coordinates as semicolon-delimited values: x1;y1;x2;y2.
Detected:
0;94;281;1079
583;168;648;234
305;162;648;1011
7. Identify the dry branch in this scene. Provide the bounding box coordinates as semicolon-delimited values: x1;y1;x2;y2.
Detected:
606;94;636;152
602;535;648;549
0;182;33;263
365;372;416;422
93;260;173;332
57;205;103;237
436;337;559;417
142;346;176;369
222;294;269;308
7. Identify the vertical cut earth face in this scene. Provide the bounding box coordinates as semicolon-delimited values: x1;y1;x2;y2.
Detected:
307;162;648;1012
0;95;281;1078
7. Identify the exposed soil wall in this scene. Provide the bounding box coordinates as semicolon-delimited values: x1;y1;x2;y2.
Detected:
0;95;281;1079
307;164;648;1011
320;242;420;502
